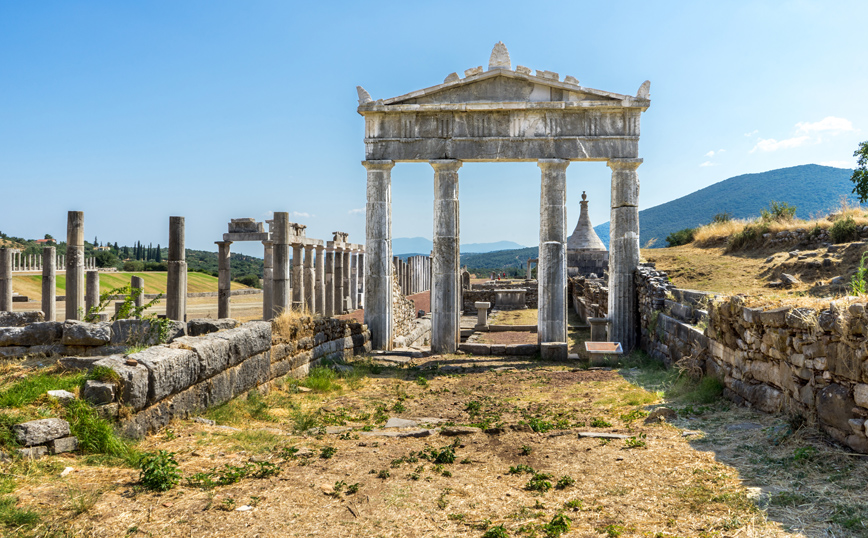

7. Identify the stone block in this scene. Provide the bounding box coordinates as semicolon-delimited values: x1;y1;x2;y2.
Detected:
846;434;868;453
93;355;150;411
459;343;490;356
786;308;817;330
489;344;506;355
49;436;78;454
2;322;63;346
0;346;27;357
855;384;868;408
213;322;271;367
172;334;231;381
58;356;102;371
187;318;239;337
16;446;48;459
13;418;70;446
759;307;790;328
0;311;44;327
110;319;185;346
540;342;569;361
505;344;538;356
129;346;200;404
47;390;76;403
61;320;111;346
82;380;115;405
233;352;270;395
816;383;856;433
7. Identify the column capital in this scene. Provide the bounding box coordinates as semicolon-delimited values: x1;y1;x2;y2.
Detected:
537;158;570;171
362;160;395;171
303;244;314;252
315;244;325;252
215;240;233;246
607;158;643;171
262;240;273;247
429;159;462;172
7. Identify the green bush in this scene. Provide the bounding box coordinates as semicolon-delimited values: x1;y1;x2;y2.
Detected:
122;260;144;272
711;211;732;223
829;216;859;243
235;274;262;289
727;221;770;251
665;228;696;247
139;450;181;491
760;201;797;222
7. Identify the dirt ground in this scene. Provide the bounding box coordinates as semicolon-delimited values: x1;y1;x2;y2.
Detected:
6;352;866;538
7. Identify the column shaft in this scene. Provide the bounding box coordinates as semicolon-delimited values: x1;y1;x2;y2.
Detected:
272;213;291;316
166;216;187;322
538;159;569;344
315;245;325;315
291;244;304;311
363;160;394;350
358;251;365;308
341;250;351;312
431;159;462;354
65;211;85;320
217;241;232;319
334;249;345;313
131;275;145;319
349;251;358;310
0;249;12;312
608;159;642;350
86;271;100;318
303;245;315;313
325;249;335;317
42;247;56;321
262;242;274;320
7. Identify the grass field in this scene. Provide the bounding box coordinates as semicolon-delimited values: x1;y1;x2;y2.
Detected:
10;272;248;301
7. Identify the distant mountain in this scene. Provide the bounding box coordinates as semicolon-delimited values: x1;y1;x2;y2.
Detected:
392;237;526;255
593;164;858;248
461;246;538;271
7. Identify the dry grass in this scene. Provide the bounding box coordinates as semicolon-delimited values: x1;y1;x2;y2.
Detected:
6;353;848;537
271;308;315;341
489;309;538;326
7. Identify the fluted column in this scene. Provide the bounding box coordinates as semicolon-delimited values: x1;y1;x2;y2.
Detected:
608;158;642;351
334;247;345;313
65;211;85;320
42;247;56;321
303;244;314;313
341;249;351;313
350;250;359;310
363;160;394;350
166;216;187;321
0;249;12;312
272;213;291;316
315;245;325;315
538;160;568;350
291;243;304;311
325;248;336;317
358;251;365;308
216;241;232;319
261;241;273;320
431;159;461;354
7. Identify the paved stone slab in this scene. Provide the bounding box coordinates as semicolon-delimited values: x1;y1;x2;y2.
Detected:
0;311;44;327
16;446;48;459
577;432;630;440
384;418;418;428
14;418;70;446
46;390;76;403
61;320;111;346
358;429;433;438
49;436;79;454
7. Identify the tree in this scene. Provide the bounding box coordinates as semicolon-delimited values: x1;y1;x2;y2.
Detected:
44;233;54;240
94;236;98;247
851;141;868;203
155;244;162;262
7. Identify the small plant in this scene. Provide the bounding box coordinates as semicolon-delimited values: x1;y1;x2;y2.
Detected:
619;408;648;422
793;445;818;462
590;417;612;428
220;498;236;511
543;513;571;537
392;401;406;413
564;499;583;510
138;450;181;491
482;525;509;538
320;446;337;459
279;446;299;460
525;473;553;493
465;400;482;416
555;476;575;490
377;470;390;479
346;483;360;494
851;252;868;295
520;445;533;456
760;200;796;222
509;464;535;475
830;215;859;243
415;376;429;388
624;434;647;449
597;523;626;537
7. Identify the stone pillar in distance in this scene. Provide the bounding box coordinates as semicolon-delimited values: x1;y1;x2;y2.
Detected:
349;250;358;310
334;247;345;314
131;275;145;319
86;271;100;319
358;250;365;308
291;243;304;311
262;241;274;320
341;249;351;312
608;158;642;351
166;216;187;322
315;245;325;315
42;246;56;321
303;244;315;313
325;248;335;317
431;159;462;354
537;159;568;356
216;241;232;319
65;211;85;320
0;248;12;312
363;160;395;350
272;213;291;317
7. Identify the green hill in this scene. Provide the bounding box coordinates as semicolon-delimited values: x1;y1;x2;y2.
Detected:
593;164;858;247
461;246;539;275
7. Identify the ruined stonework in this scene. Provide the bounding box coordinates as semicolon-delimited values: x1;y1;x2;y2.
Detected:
463;281;539;313
633;264;868;454
391;273;416;343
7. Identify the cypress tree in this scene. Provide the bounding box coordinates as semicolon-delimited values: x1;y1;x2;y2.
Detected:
156;244;162;262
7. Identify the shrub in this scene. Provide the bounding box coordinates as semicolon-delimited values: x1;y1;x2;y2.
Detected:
122;261;144;272
850;252;868;295
543;513;572;537
711;211;732;223
665;228;695;247
525;473;553;492
829;215;859;243
139;450;181;491
235;274;262;289
760;201;797;222
726;221;770;251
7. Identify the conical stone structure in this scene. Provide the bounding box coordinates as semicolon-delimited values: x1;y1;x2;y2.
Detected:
567;192;609;277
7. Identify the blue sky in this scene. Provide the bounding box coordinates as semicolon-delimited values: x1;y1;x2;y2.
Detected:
1;0;866;255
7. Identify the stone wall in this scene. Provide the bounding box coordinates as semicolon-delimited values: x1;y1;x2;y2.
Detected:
569;276;608;322
634;264;868;454
391;274;416;342
463;281;538;313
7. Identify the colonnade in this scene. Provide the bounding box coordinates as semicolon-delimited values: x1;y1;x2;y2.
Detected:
392;255;432;297
8;251;95;272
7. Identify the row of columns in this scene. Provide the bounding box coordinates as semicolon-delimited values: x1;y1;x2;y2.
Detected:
8;252;96;272
392;255;432;297
363;158;642;353
0;212;189;323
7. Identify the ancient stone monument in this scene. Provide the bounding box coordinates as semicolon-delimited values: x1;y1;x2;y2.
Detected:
567;192;609;277
359;42;650;353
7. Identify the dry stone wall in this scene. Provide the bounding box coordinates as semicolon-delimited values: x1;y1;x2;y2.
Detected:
570;276;609;321
634;264;868;454
463;281;538;313
391;274;416;341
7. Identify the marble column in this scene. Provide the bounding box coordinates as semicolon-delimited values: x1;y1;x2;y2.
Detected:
325;248;335;317
341;249;351;313
66;211;85;320
216;241;232;319
363;160;394;350
431;159;462;354
334;247;345;314
131;275;145;318
166;216;187;322
262;241;274;320
358;251;365;308
315;245;325;315
42;247;56;321
608;158;642;351
86;271;100;318
272;213;291;316
538;160;568;352
350;250;358;310
291;243;304;311
0;249;12;312
303;244;314;313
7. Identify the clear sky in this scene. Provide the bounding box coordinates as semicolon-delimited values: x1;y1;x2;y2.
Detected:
2;0;866;256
